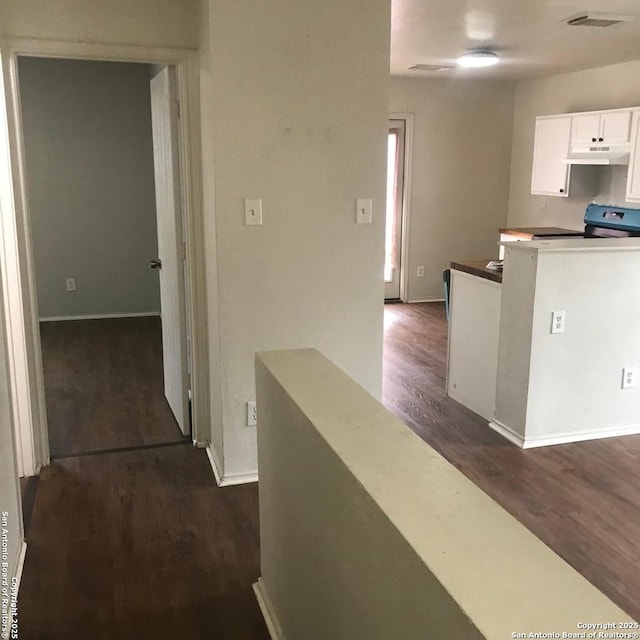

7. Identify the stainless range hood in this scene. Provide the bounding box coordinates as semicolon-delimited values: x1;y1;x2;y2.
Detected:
563;150;630;165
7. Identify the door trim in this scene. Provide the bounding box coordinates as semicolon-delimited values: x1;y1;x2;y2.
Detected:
0;38;208;475
389;112;413;303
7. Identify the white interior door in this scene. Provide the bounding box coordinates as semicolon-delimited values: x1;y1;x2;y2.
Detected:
150;66;189;435
385;120;405;300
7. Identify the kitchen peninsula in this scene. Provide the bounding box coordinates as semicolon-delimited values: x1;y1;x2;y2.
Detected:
447;238;640;448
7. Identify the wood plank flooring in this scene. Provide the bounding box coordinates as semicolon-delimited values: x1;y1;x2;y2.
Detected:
21;316;268;639
19;306;638;638
40;317;186;456
19;445;269;640
382;302;640;621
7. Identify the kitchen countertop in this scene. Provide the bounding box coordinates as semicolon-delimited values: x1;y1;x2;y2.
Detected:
504;237;640;253
450;260;502;284
499;227;583;239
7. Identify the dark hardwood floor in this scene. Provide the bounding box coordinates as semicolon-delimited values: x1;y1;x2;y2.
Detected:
19;445;269;640
20;316;269;639
383;302;640;621
19;306;638;637
40;317;187;457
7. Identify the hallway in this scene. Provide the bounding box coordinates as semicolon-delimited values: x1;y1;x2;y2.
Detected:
20;317;269;638
19;445;268;639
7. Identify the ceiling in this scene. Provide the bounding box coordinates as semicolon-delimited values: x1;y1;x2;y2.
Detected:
391;0;640;79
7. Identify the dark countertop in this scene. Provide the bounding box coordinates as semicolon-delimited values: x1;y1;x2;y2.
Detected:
451;260;502;284
499;227;583;240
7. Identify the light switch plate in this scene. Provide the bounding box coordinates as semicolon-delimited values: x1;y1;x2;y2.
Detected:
356;198;372;224
244;199;263;226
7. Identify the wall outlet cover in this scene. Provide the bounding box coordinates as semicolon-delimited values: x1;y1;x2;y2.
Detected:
622;367;637;389
246;401;257;426
551;310;565;334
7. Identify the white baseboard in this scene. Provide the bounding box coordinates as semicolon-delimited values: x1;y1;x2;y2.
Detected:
488;420;525;447
205;443;224;484
253;578;285;640
39;311;160;322
490;419;640;448
219;470;259;486
205;443;258;487
408;297;445;303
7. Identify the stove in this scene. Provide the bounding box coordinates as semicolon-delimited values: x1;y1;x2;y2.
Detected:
584;204;640;238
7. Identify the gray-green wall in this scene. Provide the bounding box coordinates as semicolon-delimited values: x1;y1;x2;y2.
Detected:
19;57;160;319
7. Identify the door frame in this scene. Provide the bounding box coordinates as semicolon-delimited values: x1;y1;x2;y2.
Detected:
0;38;208;476
389;112;413;303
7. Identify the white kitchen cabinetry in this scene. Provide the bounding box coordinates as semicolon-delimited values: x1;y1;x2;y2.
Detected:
626;112;640;202
531;116;571;197
571;110;632;147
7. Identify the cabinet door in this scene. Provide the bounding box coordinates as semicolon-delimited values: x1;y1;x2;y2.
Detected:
626;112;640;202
531;116;571;197
571;113;601;146
600;111;632;145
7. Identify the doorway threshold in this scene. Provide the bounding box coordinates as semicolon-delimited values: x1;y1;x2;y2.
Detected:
50;437;192;461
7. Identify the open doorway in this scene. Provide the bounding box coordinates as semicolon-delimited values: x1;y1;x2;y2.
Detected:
384;115;412;302
16;56;190;459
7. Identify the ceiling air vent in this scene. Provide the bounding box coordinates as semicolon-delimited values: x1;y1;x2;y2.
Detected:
566;13;635;27
409;64;454;72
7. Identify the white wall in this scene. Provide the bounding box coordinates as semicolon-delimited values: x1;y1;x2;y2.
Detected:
19;57;160;319
204;0;391;479
0;0;391;479
496;240;640;446
0;271;24;594
197;0;223;461
256;349;631;639
0;0;198;49
507;59;640;230
390;77;515;301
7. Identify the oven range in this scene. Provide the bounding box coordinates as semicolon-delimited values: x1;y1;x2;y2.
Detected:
499;204;640;258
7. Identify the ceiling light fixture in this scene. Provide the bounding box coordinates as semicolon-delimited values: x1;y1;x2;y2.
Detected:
457;50;499;68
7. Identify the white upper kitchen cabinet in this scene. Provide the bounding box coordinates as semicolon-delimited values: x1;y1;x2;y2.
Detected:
626;112;640;202
571;109;632;147
531;115;571;197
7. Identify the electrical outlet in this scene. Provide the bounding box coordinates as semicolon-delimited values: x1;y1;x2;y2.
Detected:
66;278;77;292
417;266;425;277
622;367;637;389
246;401;257;426
550;310;565;334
